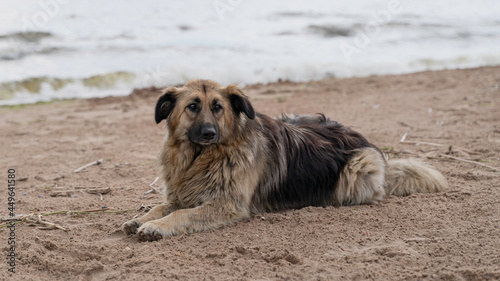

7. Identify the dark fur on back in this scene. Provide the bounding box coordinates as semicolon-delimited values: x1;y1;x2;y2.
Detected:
251;113;376;212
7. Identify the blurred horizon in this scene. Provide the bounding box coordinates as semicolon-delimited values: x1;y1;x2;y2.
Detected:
1;0;499;105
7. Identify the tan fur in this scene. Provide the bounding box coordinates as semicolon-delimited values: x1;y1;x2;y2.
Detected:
334;148;387;205
122;80;265;241
122;79;449;241
385;158;448;196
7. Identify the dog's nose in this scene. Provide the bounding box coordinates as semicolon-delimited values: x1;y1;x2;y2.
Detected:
201;126;216;140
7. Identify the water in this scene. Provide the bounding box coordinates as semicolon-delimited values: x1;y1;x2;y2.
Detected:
0;0;499;105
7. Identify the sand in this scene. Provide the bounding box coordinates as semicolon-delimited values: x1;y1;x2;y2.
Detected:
1;66;499;281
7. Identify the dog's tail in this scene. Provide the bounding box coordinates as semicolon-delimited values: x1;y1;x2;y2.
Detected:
384;158;448;196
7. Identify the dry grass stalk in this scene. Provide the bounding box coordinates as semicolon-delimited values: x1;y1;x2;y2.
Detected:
0;208;135;230
400;132;475;154
434;154;499;172
400;133;499;172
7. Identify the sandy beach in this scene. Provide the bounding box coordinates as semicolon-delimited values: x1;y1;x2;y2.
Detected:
1;66;499;280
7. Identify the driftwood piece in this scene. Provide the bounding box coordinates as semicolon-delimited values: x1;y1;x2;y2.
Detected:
50;187;111;197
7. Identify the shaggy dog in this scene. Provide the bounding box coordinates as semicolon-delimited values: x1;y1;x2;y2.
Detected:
122;80;448;241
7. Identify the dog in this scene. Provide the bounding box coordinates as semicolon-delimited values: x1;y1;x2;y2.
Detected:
122;79;448;241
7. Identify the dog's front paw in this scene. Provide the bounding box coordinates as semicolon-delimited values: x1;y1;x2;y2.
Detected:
137;221;174;242
121;219;143;235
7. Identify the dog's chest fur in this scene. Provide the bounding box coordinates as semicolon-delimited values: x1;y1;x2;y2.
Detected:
160;139;264;209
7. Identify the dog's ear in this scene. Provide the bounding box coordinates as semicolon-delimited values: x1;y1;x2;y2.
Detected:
155;88;177;124
224;85;255;120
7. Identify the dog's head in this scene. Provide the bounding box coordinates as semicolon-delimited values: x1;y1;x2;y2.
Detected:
155;80;255;145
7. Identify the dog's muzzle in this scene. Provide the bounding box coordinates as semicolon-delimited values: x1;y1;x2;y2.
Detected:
201;126;216;141
189;123;219;145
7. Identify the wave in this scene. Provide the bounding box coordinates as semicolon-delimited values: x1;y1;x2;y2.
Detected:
307;25;352;38
3;52;499;106
0;31;52;42
0;46;73;61
0;72;136;105
0;31;61;61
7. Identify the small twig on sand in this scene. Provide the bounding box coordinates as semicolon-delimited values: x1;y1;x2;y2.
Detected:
400;132;408;143
150;177;159;187
24;214;69;231
1;214;33;223
400;133;475;154
399;133;498;171
50;187;111;197
0;208;136;230
74;159;103;173
144;177;161;195
1;214;68;231
69;208;114;214
144;187;160;195
433;154;500;172
65;207;116;216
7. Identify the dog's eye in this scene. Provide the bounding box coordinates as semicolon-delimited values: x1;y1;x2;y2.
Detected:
213;104;222;112
187;103;197;111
